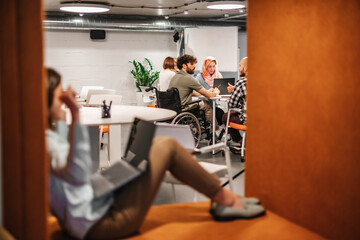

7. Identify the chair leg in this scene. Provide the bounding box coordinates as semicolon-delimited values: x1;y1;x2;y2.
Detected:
171;183;176;202
224;147;234;191
99;125;103;149
241;131;246;158
107;132;111;166
193;191;198;202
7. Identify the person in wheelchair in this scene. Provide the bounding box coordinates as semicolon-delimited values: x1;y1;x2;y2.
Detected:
168;54;220;128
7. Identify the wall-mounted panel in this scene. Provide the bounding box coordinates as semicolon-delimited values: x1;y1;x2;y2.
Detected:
185;27;238;72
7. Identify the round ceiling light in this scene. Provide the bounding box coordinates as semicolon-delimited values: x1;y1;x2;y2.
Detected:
207;1;245;10
60;1;110;13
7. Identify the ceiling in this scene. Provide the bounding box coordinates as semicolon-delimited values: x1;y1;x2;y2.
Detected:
44;0;248;30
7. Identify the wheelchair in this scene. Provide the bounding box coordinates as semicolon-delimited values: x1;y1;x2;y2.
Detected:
145;87;211;147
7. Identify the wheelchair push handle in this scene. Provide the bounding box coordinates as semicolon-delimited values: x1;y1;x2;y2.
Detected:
145;87;156;92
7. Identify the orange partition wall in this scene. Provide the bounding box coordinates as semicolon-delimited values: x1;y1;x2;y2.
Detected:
0;0;47;239
245;0;360;239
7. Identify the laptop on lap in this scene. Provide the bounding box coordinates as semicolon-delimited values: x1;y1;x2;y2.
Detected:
91;118;156;198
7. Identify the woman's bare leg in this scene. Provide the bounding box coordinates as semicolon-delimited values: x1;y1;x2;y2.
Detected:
86;136;242;239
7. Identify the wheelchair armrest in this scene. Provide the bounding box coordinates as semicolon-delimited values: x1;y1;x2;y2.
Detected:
182;99;201;109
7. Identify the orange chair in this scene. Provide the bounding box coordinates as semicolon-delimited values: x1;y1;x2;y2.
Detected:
224;108;246;158
99;125;109;133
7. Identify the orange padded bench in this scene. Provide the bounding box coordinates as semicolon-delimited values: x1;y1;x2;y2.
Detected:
48;201;324;240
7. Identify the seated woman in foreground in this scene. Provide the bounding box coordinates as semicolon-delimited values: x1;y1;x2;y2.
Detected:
46;68;265;240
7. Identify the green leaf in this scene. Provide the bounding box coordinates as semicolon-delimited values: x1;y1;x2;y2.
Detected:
129;58;160;91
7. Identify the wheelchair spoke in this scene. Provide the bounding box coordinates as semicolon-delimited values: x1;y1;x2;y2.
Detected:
171;112;201;147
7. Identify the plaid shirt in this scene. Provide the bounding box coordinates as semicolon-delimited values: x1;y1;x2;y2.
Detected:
228;77;247;124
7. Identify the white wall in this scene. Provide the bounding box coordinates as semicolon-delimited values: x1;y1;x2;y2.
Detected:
44;30;178;104
238;31;247;61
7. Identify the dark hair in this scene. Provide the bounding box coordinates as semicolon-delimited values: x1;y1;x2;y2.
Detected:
47;68;61;127
47;68;61;110
176;54;197;70
163;57;176;70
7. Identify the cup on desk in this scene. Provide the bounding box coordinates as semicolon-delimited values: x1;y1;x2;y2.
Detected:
101;107;111;118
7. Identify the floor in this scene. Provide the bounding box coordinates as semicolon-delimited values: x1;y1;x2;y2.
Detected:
99;135;245;205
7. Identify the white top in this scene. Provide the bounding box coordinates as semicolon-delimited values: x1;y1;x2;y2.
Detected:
159;69;176;91
47;121;113;239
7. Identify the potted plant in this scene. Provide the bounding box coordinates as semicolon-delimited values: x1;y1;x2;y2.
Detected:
129;58;159;92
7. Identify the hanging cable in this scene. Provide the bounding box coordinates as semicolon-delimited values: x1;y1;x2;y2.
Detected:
110;1;199;10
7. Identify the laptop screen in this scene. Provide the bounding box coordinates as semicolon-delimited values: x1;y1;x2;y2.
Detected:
122;118;156;167
154;123;195;151
213;78;235;95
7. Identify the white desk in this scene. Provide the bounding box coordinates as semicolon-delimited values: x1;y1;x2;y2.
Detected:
193;95;229;154
67;105;176;171
75;105;177;125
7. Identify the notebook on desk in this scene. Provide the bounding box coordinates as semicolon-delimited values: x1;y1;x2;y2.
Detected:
91;118;156;198
213;78;235;97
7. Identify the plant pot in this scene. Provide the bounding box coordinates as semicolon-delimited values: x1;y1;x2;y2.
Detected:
136;91;146;106
138;86;156;106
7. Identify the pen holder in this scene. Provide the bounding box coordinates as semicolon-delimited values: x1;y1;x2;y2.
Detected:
101;107;111;118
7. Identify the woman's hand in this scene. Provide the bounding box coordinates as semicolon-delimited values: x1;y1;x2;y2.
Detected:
227;83;234;94
60;87;80;123
51;107;66;122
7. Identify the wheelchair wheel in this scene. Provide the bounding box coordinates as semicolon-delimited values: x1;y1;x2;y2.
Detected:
171;112;201;147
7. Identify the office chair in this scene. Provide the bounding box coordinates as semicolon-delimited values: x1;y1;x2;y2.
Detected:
79;86;104;99
154;122;234;202
224;108;247;160
86;89;116;104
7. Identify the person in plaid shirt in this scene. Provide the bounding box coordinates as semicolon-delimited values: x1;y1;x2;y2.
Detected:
222;57;248;144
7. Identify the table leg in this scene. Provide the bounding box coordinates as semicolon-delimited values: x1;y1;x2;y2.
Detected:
109;124;132;163
212;100;216;154
109;125;121;163
88;126;100;173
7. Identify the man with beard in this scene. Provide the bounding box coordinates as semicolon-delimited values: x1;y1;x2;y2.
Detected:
168;54;220;126
222;57;248;154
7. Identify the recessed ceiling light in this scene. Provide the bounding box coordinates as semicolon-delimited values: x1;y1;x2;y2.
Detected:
60;1;110;13
207;1;245;10
164;15;169;19
184;10;189;15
